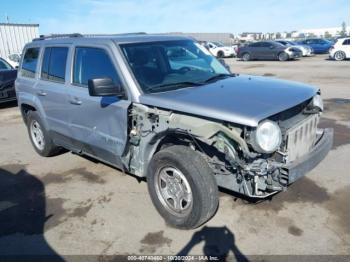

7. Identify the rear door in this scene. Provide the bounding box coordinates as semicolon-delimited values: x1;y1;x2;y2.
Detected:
35;46;71;141
247;42;261;59
260;42;276;59
66;45;131;167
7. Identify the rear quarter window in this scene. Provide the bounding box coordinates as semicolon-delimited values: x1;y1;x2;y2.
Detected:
21;47;40;78
342;39;350;45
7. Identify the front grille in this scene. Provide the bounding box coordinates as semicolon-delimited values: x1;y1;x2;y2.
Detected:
285;114;319;162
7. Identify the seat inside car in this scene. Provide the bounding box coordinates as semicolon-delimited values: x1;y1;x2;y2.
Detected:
129;47;168;87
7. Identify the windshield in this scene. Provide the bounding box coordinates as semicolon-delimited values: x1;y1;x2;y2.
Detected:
121;40;230;93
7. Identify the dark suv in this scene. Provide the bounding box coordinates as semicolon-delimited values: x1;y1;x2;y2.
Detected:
0;58;17;103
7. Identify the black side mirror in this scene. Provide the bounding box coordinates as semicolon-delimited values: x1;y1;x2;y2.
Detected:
88;78;124;97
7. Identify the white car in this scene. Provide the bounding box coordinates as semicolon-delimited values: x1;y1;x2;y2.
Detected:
329;38;350;61
276;40;313;57
3;53;21;68
205;41;235;58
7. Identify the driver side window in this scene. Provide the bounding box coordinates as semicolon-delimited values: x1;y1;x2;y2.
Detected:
73;47;120;87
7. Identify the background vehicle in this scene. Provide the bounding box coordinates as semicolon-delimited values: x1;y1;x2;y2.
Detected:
16;34;332;229
5;53;21;68
237;41;302;61
0;58;17;103
205;41;235;58
297;38;332;54
276;40;313;56
329;38;350;61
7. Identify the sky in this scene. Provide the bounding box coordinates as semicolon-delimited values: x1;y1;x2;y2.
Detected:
2;0;350;35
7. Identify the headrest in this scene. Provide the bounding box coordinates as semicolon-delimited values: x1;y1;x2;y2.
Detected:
130;49;149;66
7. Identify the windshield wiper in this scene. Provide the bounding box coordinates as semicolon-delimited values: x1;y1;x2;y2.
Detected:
146;81;204;93
203;73;235;83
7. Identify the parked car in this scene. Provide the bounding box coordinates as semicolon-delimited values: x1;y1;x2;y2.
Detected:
0;57;17;103
205;41;236;58
297;38;332;54
275;40;313;56
237;41;302;61
329;37;350;61
16;34;333;229
5;53;21;68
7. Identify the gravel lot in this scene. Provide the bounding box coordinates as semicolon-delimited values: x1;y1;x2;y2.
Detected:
0;54;349;260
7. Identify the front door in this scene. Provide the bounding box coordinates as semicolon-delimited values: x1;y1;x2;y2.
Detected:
67;46;131;167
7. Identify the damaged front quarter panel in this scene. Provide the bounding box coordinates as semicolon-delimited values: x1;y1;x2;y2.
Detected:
122;103;284;198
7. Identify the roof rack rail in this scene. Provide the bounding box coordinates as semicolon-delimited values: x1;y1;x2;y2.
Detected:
33;33;83;41
84;32;147;37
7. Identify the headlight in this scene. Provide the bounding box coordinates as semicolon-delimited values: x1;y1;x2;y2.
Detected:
312;94;323;111
250;120;282;153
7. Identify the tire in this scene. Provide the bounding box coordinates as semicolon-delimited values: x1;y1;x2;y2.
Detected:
217;51;224;58
147;145;219;229
278;52;289;61
334;51;346;61
26;111;61;157
242;53;251;61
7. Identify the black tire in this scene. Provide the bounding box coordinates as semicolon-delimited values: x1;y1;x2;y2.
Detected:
242;53;251;61
334;51;346;61
278;52;289;61
147;145;219;229
26;111;61;157
217;51;224;58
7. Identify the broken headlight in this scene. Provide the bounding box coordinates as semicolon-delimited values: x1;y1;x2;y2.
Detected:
250;120;282;153
311;94;323;112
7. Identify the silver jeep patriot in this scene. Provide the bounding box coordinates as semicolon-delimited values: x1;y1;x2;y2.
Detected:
16;34;333;229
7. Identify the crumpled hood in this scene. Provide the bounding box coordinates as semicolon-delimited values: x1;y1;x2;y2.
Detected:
138;75;318;127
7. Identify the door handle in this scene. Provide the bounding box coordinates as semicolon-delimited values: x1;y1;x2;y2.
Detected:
37;90;47;96
69;98;82;105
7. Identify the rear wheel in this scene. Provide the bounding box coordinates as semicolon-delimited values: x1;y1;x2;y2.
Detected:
147;145;219;229
278;52;289;61
334;51;346;61
27;111;61;157
242;53;251;61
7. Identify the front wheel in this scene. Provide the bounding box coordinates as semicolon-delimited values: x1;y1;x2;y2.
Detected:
278;52;289;61
334;51;346;61
147;145;219;229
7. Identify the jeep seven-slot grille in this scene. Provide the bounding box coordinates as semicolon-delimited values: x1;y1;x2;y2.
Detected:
285;114;319;162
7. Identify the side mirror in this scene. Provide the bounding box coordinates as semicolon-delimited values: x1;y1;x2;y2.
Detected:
88;78;124;97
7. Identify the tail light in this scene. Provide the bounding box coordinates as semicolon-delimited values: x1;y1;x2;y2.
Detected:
235;47;240;54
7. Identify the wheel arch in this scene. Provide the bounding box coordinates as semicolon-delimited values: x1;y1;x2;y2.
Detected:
141;130;202;177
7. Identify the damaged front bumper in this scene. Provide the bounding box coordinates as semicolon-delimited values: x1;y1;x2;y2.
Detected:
283;128;334;184
215;128;334;198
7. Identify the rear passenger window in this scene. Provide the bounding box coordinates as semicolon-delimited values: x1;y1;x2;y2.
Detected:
73;47;120;86
21;48;40;78
41;47;68;82
343;39;350;45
